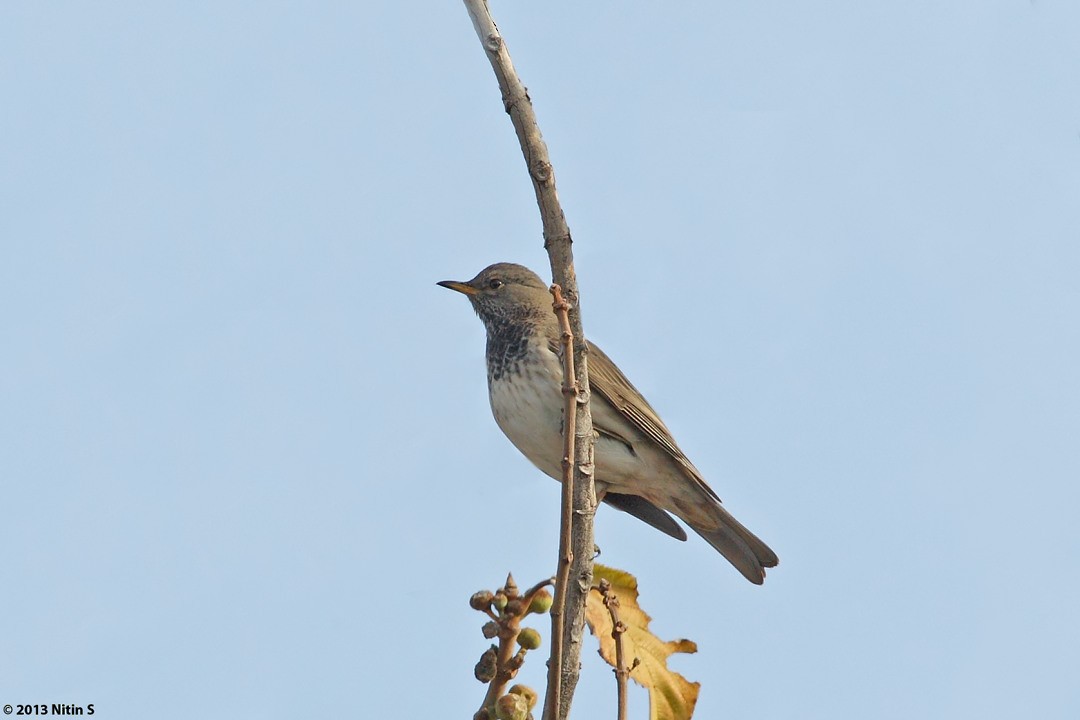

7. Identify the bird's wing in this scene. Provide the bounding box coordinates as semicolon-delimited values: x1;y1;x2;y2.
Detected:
556;338;722;503
554;338;780;582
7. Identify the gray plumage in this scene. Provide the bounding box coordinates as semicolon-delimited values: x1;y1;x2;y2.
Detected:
438;263;779;584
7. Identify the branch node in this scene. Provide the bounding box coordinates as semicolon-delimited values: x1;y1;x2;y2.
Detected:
532;160;553;183
542;231;573;251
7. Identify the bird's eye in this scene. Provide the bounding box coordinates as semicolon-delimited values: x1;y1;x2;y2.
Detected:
488;278;504;290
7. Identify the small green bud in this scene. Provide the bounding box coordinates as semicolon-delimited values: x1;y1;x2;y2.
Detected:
474;645;498;683
493;591;508;611
508;684;538;710
482;621;499;639
516;627;541;650
527;589;553;615
495;693;529;720
470;590;495;611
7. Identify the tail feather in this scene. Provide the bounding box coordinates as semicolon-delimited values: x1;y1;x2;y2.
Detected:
689;503;778;585
603;492;688;541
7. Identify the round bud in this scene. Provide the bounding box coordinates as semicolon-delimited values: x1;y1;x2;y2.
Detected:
516;627;542;650
470;590;495;611
492;591;508;612
474;645;498;684
495;693;529;720
504;599;524;617
508;684;538;710
482;621;499;639
527;589;553;615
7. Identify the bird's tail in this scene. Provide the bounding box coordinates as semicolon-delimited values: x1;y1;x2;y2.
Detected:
689;503;779;585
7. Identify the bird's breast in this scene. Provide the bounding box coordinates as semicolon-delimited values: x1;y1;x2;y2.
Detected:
487;343;566;480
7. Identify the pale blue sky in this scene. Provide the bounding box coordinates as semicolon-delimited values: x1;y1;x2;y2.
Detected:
2;2;1078;718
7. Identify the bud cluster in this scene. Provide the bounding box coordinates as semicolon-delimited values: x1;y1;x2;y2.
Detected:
469;574;554;720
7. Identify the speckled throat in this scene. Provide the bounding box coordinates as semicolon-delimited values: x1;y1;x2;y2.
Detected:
483;315;536;382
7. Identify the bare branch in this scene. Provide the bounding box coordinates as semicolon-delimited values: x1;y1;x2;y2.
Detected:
599;578;632;720
547;283;578;720
460;2;597;719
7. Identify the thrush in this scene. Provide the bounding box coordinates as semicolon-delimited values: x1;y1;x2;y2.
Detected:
438;263;779;584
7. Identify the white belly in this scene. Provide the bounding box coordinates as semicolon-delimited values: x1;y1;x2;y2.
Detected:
488;348;566;480
487;343;648;491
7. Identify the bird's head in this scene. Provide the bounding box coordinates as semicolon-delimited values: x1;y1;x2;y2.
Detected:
438;263;553;331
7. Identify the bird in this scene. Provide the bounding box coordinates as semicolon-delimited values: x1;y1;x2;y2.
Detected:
438;262;778;584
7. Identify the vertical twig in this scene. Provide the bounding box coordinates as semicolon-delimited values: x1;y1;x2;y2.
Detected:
599;578;634;720
547;285;577;720
460;3;597;720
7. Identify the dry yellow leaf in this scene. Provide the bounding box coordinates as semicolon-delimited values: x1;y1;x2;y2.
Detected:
584;564;700;720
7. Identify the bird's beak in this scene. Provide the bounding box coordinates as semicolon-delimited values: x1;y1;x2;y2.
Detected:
437;280;479;296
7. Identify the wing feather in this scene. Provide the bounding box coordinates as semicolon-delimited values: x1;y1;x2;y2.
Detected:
554;338;721;503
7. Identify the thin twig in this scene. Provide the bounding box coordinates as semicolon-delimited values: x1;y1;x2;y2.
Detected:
547;284;578;720
460;3;597;719
522;576;556;606
599;578;632;720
